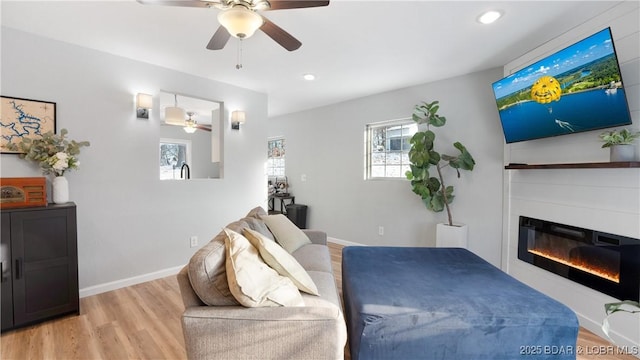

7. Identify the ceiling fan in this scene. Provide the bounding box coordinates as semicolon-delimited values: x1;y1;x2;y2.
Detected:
136;0;329;51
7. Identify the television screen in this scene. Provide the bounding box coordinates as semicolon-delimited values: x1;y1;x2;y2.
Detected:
492;28;633;144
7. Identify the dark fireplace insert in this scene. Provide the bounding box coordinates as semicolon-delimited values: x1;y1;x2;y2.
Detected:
518;216;640;302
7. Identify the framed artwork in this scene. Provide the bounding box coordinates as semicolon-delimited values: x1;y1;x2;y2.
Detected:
1;96;56;154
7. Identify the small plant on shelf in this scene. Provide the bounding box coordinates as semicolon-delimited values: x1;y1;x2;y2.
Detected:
599;128;640;162
599;128;640;148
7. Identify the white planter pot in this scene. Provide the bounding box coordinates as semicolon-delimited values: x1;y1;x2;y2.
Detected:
610;144;636;162
436;223;468;248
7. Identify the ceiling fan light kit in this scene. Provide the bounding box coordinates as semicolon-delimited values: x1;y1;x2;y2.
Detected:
218;6;263;39
184;111;198;133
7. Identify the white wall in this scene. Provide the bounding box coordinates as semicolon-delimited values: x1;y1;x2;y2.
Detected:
269;68;506;266
1;27;269;295
501;2;640;349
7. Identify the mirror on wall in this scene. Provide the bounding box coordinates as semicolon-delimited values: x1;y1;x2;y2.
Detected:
158;91;223;179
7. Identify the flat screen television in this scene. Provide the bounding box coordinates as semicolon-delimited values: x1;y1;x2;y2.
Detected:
492;27;633;144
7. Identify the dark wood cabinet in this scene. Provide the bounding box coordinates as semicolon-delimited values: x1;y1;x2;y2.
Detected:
1;203;79;331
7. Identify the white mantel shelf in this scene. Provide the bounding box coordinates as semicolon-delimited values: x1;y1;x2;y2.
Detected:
504;161;640;170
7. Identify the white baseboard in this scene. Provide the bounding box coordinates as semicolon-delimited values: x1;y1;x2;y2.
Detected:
79;239;362;298
79;264;185;298
328;237;365;247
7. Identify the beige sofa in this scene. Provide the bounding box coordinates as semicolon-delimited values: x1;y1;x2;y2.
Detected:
176;207;347;360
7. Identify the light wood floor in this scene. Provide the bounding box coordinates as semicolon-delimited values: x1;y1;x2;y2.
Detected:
1;242;636;360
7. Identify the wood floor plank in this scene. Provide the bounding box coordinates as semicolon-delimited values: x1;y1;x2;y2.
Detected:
1;241;635;360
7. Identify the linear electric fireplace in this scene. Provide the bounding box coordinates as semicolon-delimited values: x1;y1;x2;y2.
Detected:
518;216;640;301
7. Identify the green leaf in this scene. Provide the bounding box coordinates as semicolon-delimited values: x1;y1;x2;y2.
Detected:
405;170;414;180
429;151;440;165
429;193;445;212
410;132;425;145
424;130;435;145
445;142;475;171
429;115;446;127
601;301;640;341
427;177;440;192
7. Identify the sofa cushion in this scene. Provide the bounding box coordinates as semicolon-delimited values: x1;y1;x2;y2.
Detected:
303;270;343;311
187;232;239;306
243;228;319;296
292;244;333;273
224;228;304;307
261;214;312;253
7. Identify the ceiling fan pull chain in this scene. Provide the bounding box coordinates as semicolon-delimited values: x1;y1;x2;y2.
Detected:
236;39;243;70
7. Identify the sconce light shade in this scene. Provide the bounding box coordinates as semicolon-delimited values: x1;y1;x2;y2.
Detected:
231;110;246;130
165;106;186;125
136;93;153;119
218;7;263;39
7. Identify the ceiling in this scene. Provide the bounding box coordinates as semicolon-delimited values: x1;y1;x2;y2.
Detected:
1;1;622;117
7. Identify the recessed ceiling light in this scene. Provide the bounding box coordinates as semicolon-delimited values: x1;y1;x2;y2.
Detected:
478;10;503;25
303;74;316;81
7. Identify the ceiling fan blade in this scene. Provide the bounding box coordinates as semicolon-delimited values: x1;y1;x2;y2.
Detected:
136;0;220;8
206;26;231;50
260;17;301;51
266;0;329;10
196;124;212;132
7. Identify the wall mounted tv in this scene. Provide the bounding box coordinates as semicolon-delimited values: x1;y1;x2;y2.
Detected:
492;27;632;144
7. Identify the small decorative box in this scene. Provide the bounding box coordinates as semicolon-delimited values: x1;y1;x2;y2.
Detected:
0;177;47;209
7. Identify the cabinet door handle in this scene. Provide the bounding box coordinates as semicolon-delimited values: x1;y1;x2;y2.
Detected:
0;261;4;282
15;258;22;280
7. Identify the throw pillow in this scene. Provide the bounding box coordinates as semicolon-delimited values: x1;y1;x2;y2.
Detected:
187;233;239;306
243;228;319;296
260;214;312;253
242;217;275;241
245;206;268;219
223;228;304;307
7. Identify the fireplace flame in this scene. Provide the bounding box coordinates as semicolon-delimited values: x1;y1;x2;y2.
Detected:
528;249;620;283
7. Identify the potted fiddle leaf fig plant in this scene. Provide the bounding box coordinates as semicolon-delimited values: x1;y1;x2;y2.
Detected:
599;128;639;162
405;100;475;247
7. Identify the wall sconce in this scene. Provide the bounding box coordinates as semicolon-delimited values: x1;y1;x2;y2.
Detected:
136;93;153;119
231;110;246;130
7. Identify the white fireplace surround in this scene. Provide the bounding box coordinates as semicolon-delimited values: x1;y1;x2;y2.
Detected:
501;2;640;350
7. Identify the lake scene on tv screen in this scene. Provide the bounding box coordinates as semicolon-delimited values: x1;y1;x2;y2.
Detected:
492;28;632;143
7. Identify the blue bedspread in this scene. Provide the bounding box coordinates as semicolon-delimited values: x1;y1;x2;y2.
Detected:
342;247;578;360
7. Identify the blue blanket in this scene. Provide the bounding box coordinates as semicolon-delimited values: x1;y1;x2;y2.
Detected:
342;247;578;360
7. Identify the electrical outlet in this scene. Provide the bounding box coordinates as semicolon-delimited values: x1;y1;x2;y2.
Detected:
190;236;198;248
378;226;384;236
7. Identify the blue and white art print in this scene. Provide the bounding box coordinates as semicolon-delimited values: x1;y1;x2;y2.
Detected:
1;96;56;153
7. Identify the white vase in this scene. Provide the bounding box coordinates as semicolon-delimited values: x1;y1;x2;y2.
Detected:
436;223;468;248
52;176;69;204
610;144;636;162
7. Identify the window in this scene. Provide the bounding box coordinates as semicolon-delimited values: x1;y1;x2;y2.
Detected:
365;120;417;179
160;138;192;180
267;138;285;177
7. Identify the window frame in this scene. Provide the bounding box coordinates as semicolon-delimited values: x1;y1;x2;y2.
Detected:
266;137;285;177
365;118;417;180
159;138;192;180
